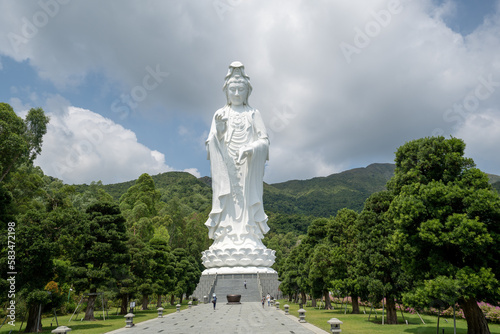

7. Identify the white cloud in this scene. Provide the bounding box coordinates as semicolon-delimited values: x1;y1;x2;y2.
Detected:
454;109;500;174
183;168;201;178
2;1;500;182
35;103;174;184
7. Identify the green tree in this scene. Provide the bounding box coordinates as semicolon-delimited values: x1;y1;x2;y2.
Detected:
278;243;302;302
279;232;314;305
0;103;49;183
170;248;200;304
72;181;115;210
3;165;46;214
388;136;500;334
149;235;175;307
326;208;360;313
309;242;334;309
0;168;79;332
65;202;130;321
354;191;407;323
120;173;162;240
164;198;188;249
6;211;57;332
127;235;154;310
306;218;333;308
183;211;210;270
263;231;298;274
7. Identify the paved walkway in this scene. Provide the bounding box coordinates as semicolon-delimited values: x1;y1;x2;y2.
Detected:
107;302;328;334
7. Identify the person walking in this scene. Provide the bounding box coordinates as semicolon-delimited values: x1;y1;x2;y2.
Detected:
244;280;247;289
212;293;217;310
266;293;270;307
261;296;265;308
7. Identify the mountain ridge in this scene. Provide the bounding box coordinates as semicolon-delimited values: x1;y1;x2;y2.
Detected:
75;163;500;218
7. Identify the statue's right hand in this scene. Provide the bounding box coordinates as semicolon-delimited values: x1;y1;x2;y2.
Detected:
215;111;227;134
215;111;228;123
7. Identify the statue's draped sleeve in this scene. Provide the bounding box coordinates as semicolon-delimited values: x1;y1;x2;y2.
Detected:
247;110;270;236
205;108;231;238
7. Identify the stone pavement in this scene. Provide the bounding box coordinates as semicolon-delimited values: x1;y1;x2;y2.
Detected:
106;302;329;334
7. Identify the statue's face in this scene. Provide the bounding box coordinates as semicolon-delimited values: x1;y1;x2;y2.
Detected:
228;82;248;106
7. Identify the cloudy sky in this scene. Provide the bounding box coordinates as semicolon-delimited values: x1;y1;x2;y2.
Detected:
1;0;499;185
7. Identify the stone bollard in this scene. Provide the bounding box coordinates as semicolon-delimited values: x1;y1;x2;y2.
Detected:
51;326;72;333
327;318;343;333
284;304;290;315
188;301;192;308
157;307;164;318
276;301;280;310
124;313;135;328
176;304;181;312
298;308;306;323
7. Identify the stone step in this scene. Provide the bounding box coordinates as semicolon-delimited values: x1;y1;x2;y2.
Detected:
213;276;261;302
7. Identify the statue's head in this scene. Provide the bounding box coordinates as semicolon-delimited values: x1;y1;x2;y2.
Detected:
223;61;252;106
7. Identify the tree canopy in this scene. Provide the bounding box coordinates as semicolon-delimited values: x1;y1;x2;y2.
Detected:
0;103;49;183
388;136;500;334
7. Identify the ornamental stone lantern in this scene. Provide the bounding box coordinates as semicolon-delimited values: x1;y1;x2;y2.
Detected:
327;318;343;333
298;308;306;323
51;326;72;333
284;304;290;315
275;301;280;310
157;307;164;318
124;313;135;328
176;304;181;312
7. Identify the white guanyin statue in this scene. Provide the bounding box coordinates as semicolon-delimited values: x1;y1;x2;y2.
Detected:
201;61;276;274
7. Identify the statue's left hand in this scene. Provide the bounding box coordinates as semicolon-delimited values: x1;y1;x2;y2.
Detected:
237;145;253;163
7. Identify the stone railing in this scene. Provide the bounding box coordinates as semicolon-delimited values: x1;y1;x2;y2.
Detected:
208;274;218;300
257;273;263;300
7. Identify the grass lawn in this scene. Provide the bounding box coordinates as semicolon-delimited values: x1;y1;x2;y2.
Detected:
4;301;500;334
278;300;500;334
0;303;187;334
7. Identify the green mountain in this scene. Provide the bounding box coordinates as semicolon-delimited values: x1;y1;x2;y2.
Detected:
264;163;395;217
76;163;499;219
492;181;500;194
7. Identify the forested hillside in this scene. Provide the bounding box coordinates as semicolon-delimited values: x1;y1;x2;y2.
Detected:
75;172;213;215
74;163;395;218
493;181;500;193
264;163;395;216
75;163;500;219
